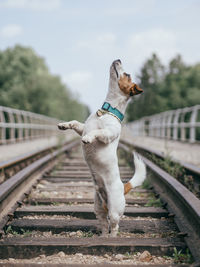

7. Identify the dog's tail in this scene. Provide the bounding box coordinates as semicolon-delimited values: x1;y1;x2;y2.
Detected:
124;152;146;195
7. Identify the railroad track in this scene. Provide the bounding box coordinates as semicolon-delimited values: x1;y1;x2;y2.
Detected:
0;140;199;266
120;139;200;199
0;143;61;185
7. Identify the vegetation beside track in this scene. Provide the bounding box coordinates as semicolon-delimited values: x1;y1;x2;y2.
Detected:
119;142;200;199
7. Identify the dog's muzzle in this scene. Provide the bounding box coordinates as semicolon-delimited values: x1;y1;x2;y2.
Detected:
112;59;121;78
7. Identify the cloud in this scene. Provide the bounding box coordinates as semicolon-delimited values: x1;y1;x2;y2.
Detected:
78;33;116;49
129;28;178;63
0;0;61;11
125;28;178;72
76;29;178;75
105;0;156;16
0;24;23;38
63;71;93;91
76;32;119;70
97;33;116;44
62;70;95;107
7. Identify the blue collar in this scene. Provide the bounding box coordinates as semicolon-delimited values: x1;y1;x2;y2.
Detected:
100;102;124;122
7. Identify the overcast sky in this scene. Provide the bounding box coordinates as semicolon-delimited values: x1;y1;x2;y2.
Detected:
0;0;200;112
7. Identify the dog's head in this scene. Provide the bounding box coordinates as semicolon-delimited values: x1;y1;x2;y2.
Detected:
110;59;143;97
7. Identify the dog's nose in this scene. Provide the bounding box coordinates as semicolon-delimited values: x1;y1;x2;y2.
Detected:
113;59;121;65
112;59;122;65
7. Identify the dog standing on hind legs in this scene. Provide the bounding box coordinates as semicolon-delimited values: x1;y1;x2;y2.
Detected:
58;59;146;237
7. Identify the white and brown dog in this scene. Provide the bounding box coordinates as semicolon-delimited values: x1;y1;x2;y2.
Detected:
58;59;146;236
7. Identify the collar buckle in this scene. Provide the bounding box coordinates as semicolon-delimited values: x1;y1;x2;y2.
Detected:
102;102;110;110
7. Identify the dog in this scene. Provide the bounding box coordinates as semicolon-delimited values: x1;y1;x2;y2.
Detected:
58;59;146;236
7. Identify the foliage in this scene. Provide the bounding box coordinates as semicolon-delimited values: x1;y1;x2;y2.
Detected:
5;225;19;236
6;225;33;237
82;231;94;237
145;198;162;207
127;53;200;121
141;178;151;189
150;154;185;180
172;248;193;264
145;152;198;198
0;45;89;121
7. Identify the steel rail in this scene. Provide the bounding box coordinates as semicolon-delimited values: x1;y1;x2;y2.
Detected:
120;139;200;197
0;142;190;266
0;141;69;184
0;147;53;170
120;139;200;176
0;139;80;232
119;142;200;263
0;141;196;265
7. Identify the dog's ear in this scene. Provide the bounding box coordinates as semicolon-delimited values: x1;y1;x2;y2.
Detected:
129;83;143;96
118;74;135;95
118;75;130;95
118;74;143;96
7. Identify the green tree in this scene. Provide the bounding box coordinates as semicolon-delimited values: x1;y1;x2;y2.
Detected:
127;53;200;122
127;53;166;121
0;45;89;121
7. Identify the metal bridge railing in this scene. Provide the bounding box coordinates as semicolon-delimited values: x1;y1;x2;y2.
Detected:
0;105;60;145
127;105;200;143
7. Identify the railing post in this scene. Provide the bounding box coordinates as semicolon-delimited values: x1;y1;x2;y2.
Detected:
7;109;15;143
180;113;185;141
190;106;198;143
163;113;168;139
160;114;165;138
28;112;34;140
23;112;29;141
155;115;159;138
180;111;186;142
173;109;180;141
166;111;173;139
0;108;6;145
16;110;23;142
157;115;162;138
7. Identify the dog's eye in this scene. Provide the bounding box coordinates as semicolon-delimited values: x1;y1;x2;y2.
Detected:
124;72;130;78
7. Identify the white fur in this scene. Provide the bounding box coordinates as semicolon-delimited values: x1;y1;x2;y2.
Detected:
58;60;146;236
130;153;146;188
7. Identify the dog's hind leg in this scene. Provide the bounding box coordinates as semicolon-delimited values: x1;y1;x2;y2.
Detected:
94;192;109;236
58;120;84;136
109;213;120;237
108;184;125;237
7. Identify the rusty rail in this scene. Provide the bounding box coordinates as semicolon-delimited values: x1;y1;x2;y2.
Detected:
119;142;200;263
0;139;79;231
120;139;200;198
0;139;199;264
0;143;59;184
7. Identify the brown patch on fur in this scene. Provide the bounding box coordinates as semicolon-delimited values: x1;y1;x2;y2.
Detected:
118;73;143;96
124;182;132;195
103;203;108;212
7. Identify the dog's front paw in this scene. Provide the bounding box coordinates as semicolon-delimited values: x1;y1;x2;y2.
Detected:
57;122;71;130
82;135;96;144
58;123;67;130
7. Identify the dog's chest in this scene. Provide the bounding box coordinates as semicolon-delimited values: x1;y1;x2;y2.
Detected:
82;114;102;135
